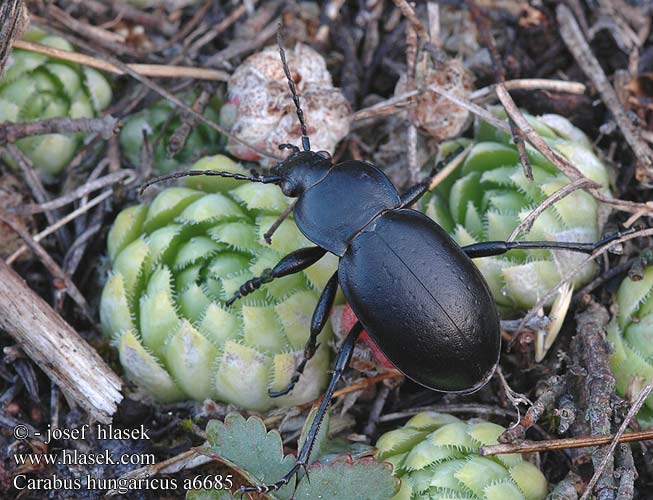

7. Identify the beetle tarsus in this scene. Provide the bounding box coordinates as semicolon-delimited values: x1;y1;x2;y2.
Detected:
247;323;361;492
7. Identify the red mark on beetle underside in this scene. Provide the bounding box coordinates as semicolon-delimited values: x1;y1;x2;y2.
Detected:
341;305;395;369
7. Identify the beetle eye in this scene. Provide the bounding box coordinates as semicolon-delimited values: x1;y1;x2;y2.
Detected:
317;150;331;160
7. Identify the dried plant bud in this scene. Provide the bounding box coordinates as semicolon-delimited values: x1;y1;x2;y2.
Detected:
608;266;653;427
375;412;548;500
395;55;473;140
420;108;612;315
221;44;351;162
100;154;339;410
0;29;112;177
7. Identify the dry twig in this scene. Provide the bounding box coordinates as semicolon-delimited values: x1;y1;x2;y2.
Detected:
0;115;120;144
0;259;122;423
13;39;230;81
557;5;653;185
579;378;653;500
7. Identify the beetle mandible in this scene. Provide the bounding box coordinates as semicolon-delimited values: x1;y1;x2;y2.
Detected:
141;32;628;494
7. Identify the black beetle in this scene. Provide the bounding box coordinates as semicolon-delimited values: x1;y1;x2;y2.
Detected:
142;35;628;494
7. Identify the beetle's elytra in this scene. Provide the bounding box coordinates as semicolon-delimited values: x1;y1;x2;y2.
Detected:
141;33;628;494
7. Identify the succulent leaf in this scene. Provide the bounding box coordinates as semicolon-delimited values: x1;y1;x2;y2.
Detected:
101;155;336;409
420;108;612;314
0;30;112;177
120;94;224;174
375;412;548;500
608;267;653;425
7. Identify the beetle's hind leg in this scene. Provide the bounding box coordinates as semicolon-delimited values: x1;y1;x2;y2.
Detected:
240;322;363;495
269;271;339;398
225;246;326;306
399;146;466;208
461;228;635;259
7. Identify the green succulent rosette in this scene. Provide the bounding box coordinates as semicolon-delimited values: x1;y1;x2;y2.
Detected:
120;95;224;174
608;266;653;428
375;412;548;500
420;109;611;314
0;30;112;177
100;155;338;410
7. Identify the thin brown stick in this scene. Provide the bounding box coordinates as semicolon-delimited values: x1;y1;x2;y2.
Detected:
0;258;122;423
167;90;211;158
0;115;119;144
187;0;260;56
426;84;511;132
6;190;113;265
479;428;653;456
351;79;586;123
557;4;653;184
12;170;135;215
296;371;403;411
495;84;586;182
470;79;586;102
391;0;430;40
13;40;230;81
263;202;296;244
0;211;93;321
158;0;213;51
405;19;419;183
508;178;598;242
579;378;653;500
5;143;68;248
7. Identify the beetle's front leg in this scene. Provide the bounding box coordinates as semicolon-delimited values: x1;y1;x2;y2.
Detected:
240;321;363;494
225;246;326;306
269;271;339;398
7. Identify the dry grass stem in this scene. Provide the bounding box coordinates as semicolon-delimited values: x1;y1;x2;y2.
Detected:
6;190;113;264
557;4;653;184
13;39;230;81
508;178;598;242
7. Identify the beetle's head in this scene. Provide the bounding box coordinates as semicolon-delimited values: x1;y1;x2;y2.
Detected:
272;149;332;197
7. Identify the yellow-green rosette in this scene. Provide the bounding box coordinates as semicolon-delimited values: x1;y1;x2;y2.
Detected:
607;266;653;428
375;412;548;500
100;155;338;411
0;30;112;177
421;109;611;315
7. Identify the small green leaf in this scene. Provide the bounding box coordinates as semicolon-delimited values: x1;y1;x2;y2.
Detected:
294;457;398;500
198;413;397;500
204;413;296;499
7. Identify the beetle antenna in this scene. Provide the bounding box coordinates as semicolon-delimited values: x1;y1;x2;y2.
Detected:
277;28;311;152
140;170;281;196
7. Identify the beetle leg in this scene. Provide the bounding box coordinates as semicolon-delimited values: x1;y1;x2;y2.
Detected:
399;146;466;208
240;322;363;495
269;271;339;398
462;228;635;259
225;246;327;306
